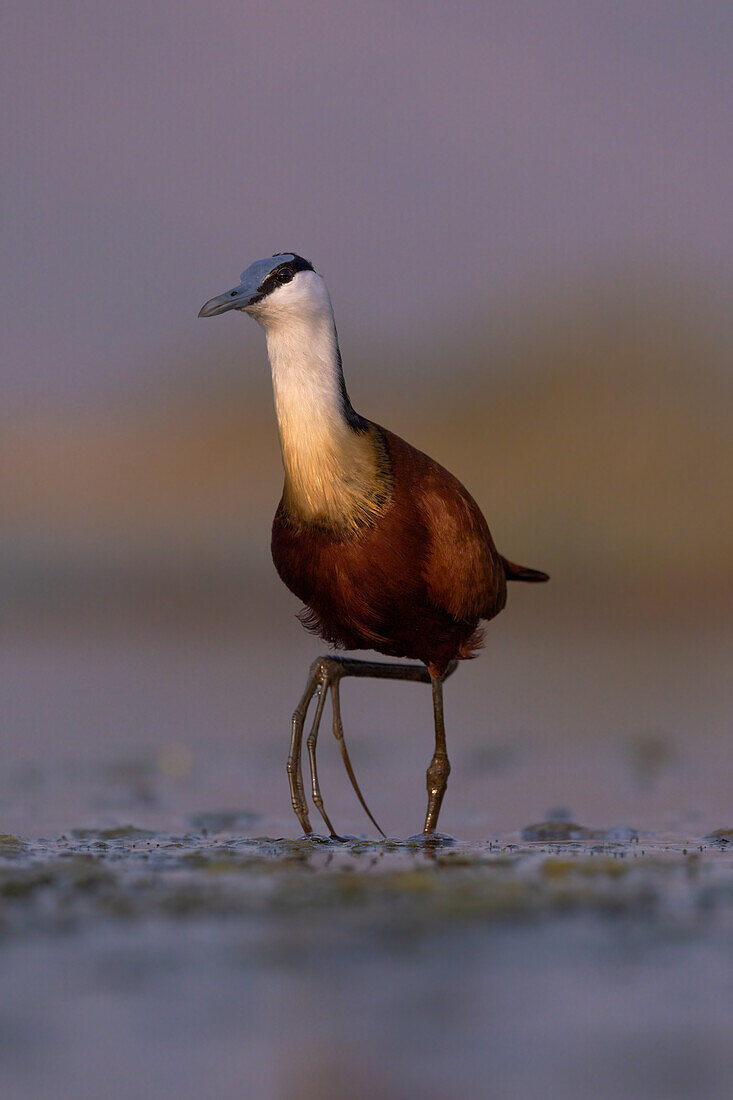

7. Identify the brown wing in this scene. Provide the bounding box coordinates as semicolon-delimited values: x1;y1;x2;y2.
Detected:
380;429;507;624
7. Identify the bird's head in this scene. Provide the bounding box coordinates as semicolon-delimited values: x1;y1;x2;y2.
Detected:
198;253;330;328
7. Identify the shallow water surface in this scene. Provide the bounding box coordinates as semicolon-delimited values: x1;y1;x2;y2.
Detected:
1;608;732;1099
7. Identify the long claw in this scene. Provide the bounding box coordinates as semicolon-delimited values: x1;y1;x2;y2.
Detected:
330;677;387;839
306;682;339;836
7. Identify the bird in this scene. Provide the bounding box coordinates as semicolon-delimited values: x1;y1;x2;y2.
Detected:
199;253;548;839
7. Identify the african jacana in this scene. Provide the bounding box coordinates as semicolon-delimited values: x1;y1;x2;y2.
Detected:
199;254;548;838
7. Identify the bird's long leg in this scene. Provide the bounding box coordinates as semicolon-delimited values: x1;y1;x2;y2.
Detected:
320;656;457;686
287;670;320;834
306;681;340;838
302;658;390;839
289;655;458;838
422;674;451;835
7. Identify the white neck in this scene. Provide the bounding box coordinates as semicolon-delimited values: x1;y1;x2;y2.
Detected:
251;273;382;526
266;307;350;483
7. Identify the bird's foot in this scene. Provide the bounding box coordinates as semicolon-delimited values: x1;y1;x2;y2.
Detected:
407;831;458;848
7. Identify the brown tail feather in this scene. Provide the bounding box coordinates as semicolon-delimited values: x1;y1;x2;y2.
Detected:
501;555;550;583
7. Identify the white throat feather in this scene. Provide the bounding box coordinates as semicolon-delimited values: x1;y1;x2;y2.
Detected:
252;272;390;528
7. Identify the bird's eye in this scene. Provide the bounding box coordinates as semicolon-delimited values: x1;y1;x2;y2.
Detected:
229;290;238;297
277;267;294;283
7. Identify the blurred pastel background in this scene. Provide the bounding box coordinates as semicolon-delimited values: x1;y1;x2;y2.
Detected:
2;0;731;627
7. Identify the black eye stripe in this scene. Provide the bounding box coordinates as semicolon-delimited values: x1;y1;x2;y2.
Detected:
257;254;314;298
260;269;287;291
